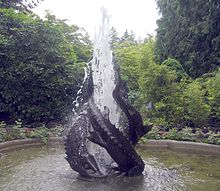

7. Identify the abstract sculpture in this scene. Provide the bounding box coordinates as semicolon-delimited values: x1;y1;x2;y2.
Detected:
65;8;152;178
65;64;152;178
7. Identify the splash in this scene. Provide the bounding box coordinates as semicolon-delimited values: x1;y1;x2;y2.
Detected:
92;7;120;127
69;7;119;173
72;7;120;127
87;7;119;170
65;7;151;178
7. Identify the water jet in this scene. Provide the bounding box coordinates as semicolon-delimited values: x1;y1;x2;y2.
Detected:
1;7;220;191
65;7;151;178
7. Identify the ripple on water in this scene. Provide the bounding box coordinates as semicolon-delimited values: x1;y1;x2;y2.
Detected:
0;146;220;191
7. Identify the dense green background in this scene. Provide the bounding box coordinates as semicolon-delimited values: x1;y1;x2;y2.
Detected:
111;0;220;133
0;1;92;125
0;0;219;136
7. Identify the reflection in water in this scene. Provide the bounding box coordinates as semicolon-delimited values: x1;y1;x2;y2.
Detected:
0;146;220;191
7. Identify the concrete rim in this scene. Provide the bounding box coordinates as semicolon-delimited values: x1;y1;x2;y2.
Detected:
0;138;220;155
137;140;220;155
0;137;63;153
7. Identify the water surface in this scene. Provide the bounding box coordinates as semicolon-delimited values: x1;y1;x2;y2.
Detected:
0;145;220;191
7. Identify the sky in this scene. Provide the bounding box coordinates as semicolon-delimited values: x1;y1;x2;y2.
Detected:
34;0;160;40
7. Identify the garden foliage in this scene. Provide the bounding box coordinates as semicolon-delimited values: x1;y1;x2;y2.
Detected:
0;7;91;124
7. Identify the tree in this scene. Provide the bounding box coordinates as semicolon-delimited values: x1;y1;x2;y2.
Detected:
120;30;137;45
161;58;188;81
0;8;90;124
109;27;120;49
155;0;220;77
0;0;43;11
206;69;220;129
44;12;92;62
183;81;211;127
114;44;141;92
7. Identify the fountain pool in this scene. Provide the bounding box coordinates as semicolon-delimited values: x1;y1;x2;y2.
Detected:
0;145;220;191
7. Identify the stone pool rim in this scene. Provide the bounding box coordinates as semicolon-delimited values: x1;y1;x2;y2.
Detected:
0;137;63;153
0;138;220;155
137;140;220;155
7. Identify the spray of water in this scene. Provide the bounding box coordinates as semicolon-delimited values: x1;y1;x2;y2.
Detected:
87;7;122;171
69;7;120;173
92;7;120;128
72;67;89;114
72;7;120;125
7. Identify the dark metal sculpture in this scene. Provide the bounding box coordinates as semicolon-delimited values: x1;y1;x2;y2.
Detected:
65;104;105;178
65;63;152;178
88;98;145;176
113;65;152;146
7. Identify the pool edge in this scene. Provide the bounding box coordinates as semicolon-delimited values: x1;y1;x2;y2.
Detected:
137;140;220;155
0;137;64;153
1;138;220;155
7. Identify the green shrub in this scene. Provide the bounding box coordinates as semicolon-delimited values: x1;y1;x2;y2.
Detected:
164;128;196;141
141;127;162;141
29;127;49;144
0;9;90;124
0;120;26;141
10;119;26;140
205;133;220;145
206;69;220;126
0;121;6;142
183;81;211;127
163;128;182;140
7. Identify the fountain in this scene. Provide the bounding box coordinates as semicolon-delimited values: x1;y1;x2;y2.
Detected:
1;7;220;191
1;145;220;191
65;7;152;178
